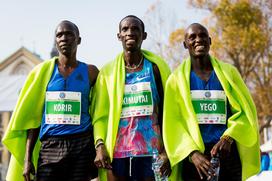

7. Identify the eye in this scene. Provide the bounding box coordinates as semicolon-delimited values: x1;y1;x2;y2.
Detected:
188;34;196;41
121;27;128;32
199;33;207;38
131;26;140;31
66;32;75;38
56;33;62;38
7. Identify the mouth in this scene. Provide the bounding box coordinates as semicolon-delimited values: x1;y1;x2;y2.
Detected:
126;39;136;43
195;45;205;51
60;44;70;49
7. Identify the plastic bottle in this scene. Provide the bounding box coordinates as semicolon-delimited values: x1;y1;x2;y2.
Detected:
152;151;168;181
209;154;220;181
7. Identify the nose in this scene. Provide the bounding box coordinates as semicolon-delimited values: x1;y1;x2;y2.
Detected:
59;34;68;42
195;35;202;42
126;28;134;36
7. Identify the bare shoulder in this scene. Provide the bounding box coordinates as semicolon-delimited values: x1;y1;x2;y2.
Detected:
87;64;99;87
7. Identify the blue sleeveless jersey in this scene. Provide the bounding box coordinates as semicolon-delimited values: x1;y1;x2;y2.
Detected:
40;61;91;139
190;71;231;144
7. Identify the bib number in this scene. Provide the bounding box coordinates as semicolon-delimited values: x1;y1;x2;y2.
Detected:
45;91;81;125
121;82;153;118
191;90;227;124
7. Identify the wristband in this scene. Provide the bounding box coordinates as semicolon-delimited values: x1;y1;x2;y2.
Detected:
189;150;197;163
95;139;104;149
221;135;234;145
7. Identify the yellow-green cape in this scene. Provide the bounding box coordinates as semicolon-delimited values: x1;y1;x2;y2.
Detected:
163;56;260;181
2;58;56;181
91;50;171;181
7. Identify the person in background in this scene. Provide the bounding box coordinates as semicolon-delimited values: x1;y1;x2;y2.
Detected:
261;152;270;171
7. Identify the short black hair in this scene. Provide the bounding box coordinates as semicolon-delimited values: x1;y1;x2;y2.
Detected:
56;20;80;36
119;15;145;33
185;23;209;39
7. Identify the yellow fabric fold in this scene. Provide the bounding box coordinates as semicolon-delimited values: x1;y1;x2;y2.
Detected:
91;50;171;181
2;58;56;181
163;56;260;181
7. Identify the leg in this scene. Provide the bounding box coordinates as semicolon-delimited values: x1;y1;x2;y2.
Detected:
69;133;98;181
132;157;155;181
109;158;130;181
219;142;242;181
142;178;154;181
36;139;68;181
107;169;128;181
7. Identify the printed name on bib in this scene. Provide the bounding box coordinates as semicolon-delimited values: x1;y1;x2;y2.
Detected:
191;90;227;124
123;92;152;107
54;104;72;112
47;101;79;114
121;82;153;118
45;91;81;125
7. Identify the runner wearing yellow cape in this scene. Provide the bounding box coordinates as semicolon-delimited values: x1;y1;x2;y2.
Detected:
163;23;260;181
92;15;172;181
2;20;99;181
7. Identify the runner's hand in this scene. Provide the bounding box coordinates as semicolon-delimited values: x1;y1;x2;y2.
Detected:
159;151;172;177
94;144;112;169
210;137;232;158
23;160;35;181
190;151;213;180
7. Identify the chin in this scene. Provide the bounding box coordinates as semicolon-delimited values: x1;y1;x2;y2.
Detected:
125;47;138;52
61;52;72;57
194;52;209;58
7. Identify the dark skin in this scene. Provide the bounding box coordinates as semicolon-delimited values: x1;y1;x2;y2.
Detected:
23;128;39;181
23;21;99;181
183;23;233;180
94;16;171;181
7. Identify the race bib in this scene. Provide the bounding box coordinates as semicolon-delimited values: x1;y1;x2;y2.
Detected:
121;82;153;118
45;91;81;125
191;90;226;124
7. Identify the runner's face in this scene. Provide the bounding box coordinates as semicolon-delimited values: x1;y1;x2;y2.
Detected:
55;22;80;56
184;24;211;58
118;17;146;52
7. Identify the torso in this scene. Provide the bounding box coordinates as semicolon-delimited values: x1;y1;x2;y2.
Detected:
39;61;92;139
113;58;163;158
190;70;231;144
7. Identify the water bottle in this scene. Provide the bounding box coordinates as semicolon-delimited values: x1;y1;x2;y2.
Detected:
152;151;168;181
209;154;220;181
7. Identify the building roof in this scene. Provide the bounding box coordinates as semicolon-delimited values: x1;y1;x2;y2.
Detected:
0;47;42;71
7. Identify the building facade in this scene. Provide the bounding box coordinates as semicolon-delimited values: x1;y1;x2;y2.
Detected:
0;47;42;180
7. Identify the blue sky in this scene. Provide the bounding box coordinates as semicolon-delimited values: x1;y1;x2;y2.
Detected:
0;0;207;68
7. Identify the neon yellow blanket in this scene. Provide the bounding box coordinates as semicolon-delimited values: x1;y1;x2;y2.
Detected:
2;58;56;181
91;50;171;180
163;56;260;181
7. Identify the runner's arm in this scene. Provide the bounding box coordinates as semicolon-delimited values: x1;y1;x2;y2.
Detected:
88;64;99;87
152;63;164;132
23;127;40;181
